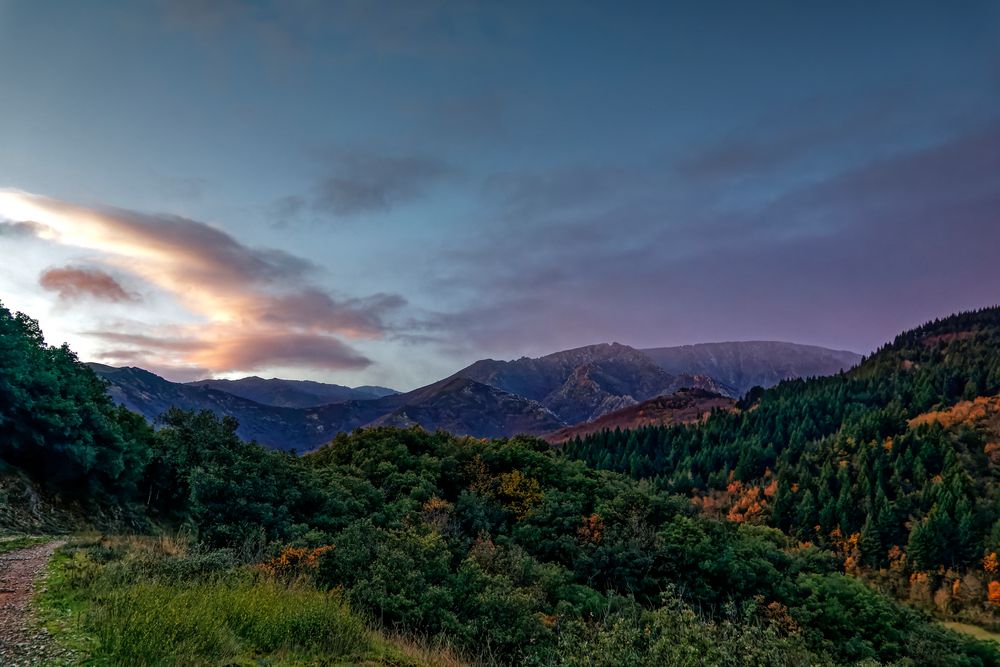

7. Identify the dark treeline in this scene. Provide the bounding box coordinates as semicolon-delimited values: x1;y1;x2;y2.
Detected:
2;300;1000;665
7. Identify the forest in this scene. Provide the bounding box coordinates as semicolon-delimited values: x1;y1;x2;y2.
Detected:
3;300;1000;665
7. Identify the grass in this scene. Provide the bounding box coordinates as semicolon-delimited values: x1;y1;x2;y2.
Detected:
0;534;52;554
942;621;1000;645
37;534;467;666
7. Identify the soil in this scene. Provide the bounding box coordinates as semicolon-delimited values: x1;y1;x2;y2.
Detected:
0;540;72;666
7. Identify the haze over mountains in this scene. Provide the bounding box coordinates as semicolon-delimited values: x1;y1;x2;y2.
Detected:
90;340;861;449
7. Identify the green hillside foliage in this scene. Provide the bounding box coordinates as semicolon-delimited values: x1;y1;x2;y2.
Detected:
4;299;1000;664
0;305;152;509
563;307;1000;622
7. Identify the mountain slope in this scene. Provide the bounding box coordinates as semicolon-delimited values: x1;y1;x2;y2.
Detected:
545;388;735;444
453;342;728;423
90;365;561;447
369;377;564;438
565;306;1000;586
641;341;861;397
185;376;397;408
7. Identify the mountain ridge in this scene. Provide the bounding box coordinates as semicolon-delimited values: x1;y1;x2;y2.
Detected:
641;340;861;396
185;376;398;408
88;339;858;448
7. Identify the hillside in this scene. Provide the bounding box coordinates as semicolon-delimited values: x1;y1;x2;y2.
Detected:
453;342;730;423
641;341;862;397
369;376;563;437
90;364;561;447
186;376;398;408
4;301;1000;665
545;388;735;444
566;307;1000;627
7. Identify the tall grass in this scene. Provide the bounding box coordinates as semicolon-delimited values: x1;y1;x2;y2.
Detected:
88;579;371;665
39;534;463;666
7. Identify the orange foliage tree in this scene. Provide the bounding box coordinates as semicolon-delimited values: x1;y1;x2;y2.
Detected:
988;581;1000;606
260;545;334;579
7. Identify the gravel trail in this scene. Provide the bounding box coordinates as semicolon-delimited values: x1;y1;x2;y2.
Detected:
0;540;70;666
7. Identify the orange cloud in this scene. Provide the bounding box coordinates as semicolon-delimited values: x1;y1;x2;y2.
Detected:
39;266;138;303
0;189;402;377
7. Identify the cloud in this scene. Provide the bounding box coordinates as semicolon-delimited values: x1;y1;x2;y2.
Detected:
0;189;406;378
91;330;371;372
310;150;456;218
422;120;1000;357
39;267;138;303
0;220;45;237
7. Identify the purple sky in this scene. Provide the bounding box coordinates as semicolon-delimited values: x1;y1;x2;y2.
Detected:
1;1;998;389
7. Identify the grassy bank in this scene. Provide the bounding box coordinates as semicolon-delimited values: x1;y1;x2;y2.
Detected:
37;535;468;666
0;534;53;554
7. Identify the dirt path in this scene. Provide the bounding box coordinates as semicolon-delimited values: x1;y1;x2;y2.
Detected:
0;540;69;666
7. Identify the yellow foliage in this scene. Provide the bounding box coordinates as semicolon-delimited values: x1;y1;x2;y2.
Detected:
496;470;544;519
985;552;999;575
421;496;454;533
465;455;491;494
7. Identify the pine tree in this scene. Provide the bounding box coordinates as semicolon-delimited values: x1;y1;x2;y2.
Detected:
860;515;882;567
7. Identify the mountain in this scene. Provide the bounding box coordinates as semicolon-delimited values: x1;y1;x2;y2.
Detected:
185;376;398;408
369;377;564;438
88;364;340;447
452;342;730;424
90;340;855;448
545;388;735;444
640;341;861;397
89;364;560;448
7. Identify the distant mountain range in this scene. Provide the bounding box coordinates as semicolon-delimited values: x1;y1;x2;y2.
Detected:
185;376;398;408
452;342;731;423
640;341;861;397
88;340;860;449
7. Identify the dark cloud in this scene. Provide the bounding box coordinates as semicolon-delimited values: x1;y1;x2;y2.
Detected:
0;220;45;237
311;150;456;218
425;120;1000;357
255;289;407;338
39;267;138;303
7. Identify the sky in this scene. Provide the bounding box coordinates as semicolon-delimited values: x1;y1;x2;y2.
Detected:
0;1;998;390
